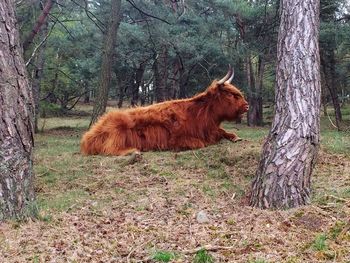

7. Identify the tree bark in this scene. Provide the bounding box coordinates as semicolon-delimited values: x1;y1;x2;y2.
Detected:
117;81;125;108
131;63;146;106
153;47;168;102
250;0;321;209
0;0;35;220
320;52;342;129
23;0;54;51
247;56;264;126
83;80;90;103
90;0;122;126
32;20;49;133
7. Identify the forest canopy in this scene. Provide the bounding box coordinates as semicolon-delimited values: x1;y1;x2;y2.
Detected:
18;0;349;129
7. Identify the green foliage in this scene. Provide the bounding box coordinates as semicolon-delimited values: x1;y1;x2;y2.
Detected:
15;0;349;122
193;249;214;263
312;234;328;251
329;221;347;239
152;251;176;262
249;259;268;263
39;101;62;117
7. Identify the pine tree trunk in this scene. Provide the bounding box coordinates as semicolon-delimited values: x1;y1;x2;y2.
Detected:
83;80;90;103
0;0;35;220
321;76;328;117
131;63;145;106
90;0;121;126
250;0;321;209
320;54;341;130
32;20;49;133
153;48;168;102
117;84;125;108
247;56;264;126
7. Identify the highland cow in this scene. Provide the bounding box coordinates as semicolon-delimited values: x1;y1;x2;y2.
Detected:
81;67;249;156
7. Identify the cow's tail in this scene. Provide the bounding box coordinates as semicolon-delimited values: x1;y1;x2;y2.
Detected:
81;112;141;155
80;128;108;155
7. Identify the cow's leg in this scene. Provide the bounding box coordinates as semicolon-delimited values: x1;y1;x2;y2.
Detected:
219;128;242;142
171;136;206;150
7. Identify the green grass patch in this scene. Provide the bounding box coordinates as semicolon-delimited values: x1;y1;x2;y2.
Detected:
329;221;347;239
249;259;268;263
152;250;176;262
321;130;350;154
193;249;214;263
38;189;89;212
312;234;328;251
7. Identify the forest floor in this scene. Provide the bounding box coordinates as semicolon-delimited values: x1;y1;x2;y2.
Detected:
0;105;350;263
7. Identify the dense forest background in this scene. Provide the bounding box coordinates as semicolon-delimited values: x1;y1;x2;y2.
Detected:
1;1;350;262
18;0;350;129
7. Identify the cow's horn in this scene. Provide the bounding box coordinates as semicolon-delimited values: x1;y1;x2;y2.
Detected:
217;65;232;84
225;67;234;84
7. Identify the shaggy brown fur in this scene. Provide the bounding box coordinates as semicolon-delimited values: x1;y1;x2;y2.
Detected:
81;79;249;156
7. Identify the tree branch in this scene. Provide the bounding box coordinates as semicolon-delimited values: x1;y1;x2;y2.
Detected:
26;21;56;67
23;0;54;51
69;0;106;33
126;0;172;25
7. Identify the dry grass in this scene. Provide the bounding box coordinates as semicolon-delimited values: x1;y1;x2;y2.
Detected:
0;113;349;263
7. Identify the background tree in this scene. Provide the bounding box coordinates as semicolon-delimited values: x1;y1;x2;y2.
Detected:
250;0;321;209
0;0;35;220
13;0;349;132
90;0;122;125
319;0;350;130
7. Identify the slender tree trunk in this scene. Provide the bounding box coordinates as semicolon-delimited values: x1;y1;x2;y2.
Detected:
32;20;49;133
131;63;146;106
321;54;341;130
247;56;264;126
178;69;187;99
153;48;168;102
46;51;60;104
23;0;54;51
140;81;146;106
83;80;90;103
0;0;35;220
117;77;125;108
250;0;321;209
90;0;122;126
321;75;328;117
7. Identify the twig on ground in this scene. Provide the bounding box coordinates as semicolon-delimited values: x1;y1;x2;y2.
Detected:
181;244;236;254
192;151;200;160
326;194;348;203
312;205;337;221
126;239;153;263
47;166;59;172
37;171;49;177
326;110;339;129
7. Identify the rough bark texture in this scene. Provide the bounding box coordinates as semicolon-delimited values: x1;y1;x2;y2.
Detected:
250;0;321;209
90;0;121;126
0;0;35;220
